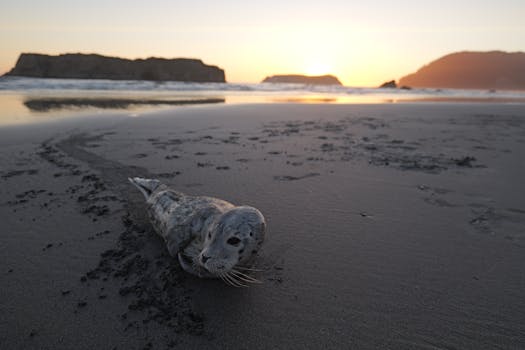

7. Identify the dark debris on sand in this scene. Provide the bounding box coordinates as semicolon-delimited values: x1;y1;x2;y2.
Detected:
262;118;487;175
453;156;477;167
1;169;39;179
83;212;205;336
273;173;320;181
7;189;47;205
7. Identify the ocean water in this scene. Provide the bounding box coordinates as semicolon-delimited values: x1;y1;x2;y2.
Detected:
1;76;525;126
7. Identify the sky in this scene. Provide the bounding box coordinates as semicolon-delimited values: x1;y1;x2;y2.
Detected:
1;0;524;86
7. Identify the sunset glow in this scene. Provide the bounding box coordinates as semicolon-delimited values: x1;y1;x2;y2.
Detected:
304;62;332;77
1;0;524;86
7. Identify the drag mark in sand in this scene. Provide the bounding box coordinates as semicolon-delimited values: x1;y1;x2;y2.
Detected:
38;133;208;343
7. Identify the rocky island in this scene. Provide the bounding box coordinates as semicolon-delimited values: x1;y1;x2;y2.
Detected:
379;80;397;88
378;80;411;90
399;51;525;90
262;74;342;86
4;53;226;82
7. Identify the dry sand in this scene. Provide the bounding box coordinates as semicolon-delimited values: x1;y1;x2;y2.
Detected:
1;103;525;349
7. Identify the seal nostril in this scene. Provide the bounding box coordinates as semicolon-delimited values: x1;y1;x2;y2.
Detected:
201;255;210;263
227;237;241;246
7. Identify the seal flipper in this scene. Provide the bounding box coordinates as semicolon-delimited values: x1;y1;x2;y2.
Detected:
128;177;161;200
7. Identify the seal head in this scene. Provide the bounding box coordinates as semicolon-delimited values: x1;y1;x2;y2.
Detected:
198;206;265;275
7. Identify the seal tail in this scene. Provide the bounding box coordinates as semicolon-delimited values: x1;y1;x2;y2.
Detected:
128;177;161;200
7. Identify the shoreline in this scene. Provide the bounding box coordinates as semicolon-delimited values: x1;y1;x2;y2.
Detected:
1;103;525;349
3;78;525;127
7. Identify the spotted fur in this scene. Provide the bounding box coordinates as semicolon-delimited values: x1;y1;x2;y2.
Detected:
129;177;266;283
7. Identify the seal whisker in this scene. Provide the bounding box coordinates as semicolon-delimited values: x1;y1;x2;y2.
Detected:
219;272;235;287
229;271;254;284
229;275;249;288
218;273;231;286
235;266;266;272
230;269;262;284
193;263;203;278
231;274;259;285
218;273;233;287
226;272;250;287
223;273;247;288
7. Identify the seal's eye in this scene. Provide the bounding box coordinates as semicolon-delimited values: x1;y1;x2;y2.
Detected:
227;237;241;246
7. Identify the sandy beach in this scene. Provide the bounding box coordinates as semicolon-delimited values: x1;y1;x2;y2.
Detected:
1;102;525;349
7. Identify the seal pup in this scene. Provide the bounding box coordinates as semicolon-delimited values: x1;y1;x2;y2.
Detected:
129;177;266;287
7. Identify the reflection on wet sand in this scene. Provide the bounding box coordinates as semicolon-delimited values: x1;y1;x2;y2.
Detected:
400;97;525;103
270;96;339;103
23;97;225;112
268;95;525;104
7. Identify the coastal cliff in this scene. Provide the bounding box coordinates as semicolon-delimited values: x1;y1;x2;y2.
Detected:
262;74;342;86
399;51;525;90
5;53;226;82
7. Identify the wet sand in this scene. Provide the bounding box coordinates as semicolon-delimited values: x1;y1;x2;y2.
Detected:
1;103;525;349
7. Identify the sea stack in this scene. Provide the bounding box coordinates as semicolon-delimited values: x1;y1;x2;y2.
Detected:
4;53;226;82
379;80;397;88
